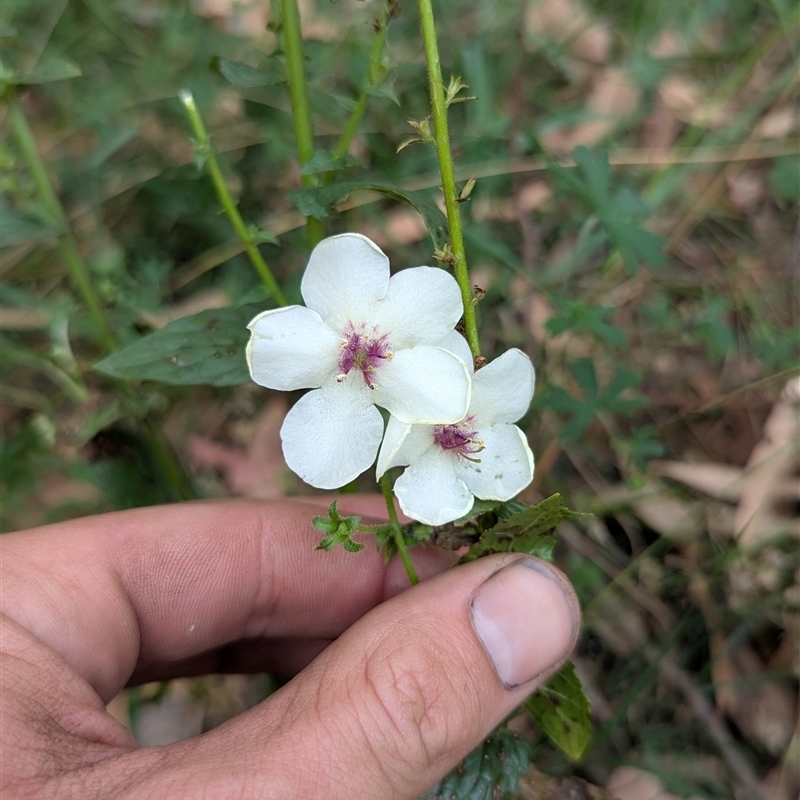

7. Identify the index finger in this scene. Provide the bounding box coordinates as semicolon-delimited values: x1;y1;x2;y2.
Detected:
0;498;452;702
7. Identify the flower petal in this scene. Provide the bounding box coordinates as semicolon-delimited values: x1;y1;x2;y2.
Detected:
394;449;474;525
455;424;534;501
371;345;471;425
436;330;474;373
376;415;435;478
281;386;384;489
470;348;535;425
301;233;390;332
378;267;463;348
247;306;339;390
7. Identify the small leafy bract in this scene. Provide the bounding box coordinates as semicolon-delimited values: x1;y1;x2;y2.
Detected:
524;661;591;761
312;501;364;553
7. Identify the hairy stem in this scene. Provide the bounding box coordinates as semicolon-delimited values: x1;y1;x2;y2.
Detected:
7;94;116;352
179;90;287;306
416;0;480;358
380;473;419;585
279;0;326;248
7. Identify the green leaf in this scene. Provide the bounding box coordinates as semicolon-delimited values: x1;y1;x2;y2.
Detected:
457;494;584;565
573;145;610;205
93;305;262;386
312;501;364;553
544;359;645;440
424;728;533;800
603;217;666;271
524;661;591;761
299;148;361;176
12;59;82;86
365;81;400;106
770;156;799;200
0;201;61;248
210;56;283;88
287;181;450;250
545;299;627;348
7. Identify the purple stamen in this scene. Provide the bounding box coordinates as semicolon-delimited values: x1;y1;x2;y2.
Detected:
337;325;392;388
433;419;484;462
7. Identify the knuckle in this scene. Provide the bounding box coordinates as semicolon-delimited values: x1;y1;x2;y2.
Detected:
350;622;482;782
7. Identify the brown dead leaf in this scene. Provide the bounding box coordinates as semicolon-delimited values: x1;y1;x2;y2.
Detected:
652;460;744;502
648;29;687;59
736;377;800;547
658;75;731;128
525;0;611;64
138;290;230;329
188;396;288;499
727;170;765;212
0;307;51;330
607;766;697;800
542;68;640;151
515;768;613;799
755;106;799;139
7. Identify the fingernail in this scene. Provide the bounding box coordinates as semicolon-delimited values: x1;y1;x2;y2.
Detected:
470;558;579;688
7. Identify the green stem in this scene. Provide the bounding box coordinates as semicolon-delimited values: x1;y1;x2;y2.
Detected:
7;94;116;352
279;0;326;248
327;2;393;171
380;473;419;585
416;0;480;358
179;90;287;306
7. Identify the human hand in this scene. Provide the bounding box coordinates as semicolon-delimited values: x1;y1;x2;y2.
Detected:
1;498;579;799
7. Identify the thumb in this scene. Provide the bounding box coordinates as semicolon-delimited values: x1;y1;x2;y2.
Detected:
149;553;579;799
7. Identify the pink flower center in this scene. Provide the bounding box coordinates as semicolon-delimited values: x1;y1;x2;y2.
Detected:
433;418;484;462
337;324;392;389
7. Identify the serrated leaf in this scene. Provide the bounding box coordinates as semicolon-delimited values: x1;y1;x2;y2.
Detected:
13;59;82;86
457;494;583;565
287;181;449;250
424;728;533;800
210;56;283;88
93;305;262;386
524;661;591;761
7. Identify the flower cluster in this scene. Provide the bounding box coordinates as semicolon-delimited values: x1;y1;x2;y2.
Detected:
246;233;535;524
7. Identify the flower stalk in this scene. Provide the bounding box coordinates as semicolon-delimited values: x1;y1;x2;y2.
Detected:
179;90;287;306
329;0;394;168
381;473;419;585
416;0;480;358
279;0;327;248
7;94;116;352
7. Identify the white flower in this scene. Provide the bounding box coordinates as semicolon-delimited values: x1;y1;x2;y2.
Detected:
377;346;535;525
246;233;471;489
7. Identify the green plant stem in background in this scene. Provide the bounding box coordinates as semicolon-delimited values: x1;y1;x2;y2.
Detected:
179;90;288;306
279;0;326;248
7;94;116;352
381;473;419;585
329;0;393;167
416;0;480;359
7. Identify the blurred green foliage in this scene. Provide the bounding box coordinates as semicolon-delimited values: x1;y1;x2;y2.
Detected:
1;0;797;794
